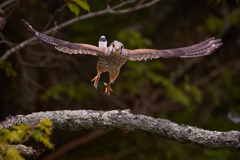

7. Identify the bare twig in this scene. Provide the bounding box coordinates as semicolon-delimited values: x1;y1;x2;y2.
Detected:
193;58;240;86
110;0;136;10
0;0;160;62
0;0;16;9
16;52;47;91
42;1;69;32
43;130;108;160
1;109;240;151
25;49;79;65
22;62;60;68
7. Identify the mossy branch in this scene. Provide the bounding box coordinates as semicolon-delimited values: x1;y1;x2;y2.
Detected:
1;109;240;151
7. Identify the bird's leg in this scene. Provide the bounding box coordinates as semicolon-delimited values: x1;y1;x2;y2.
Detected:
104;69;120;96
92;62;103;89
104;81;113;96
91;73;101;89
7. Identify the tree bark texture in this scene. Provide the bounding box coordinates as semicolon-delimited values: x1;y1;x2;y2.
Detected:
0;144;44;158
1;110;239;151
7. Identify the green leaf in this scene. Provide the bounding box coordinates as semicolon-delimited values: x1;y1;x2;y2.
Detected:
0;61;17;77
73;0;90;12
205;15;224;32
68;3;80;17
5;148;24;160
7;131;22;143
40;118;52;127
32;129;54;150
38;124;52;135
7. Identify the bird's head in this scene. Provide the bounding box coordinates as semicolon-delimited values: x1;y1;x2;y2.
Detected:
109;40;126;55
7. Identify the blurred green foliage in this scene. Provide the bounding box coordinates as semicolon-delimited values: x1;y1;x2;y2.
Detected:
68;3;80;17
0;119;54;160
39;82;96;101
1;0;240;159
117;29;152;49
205;15;224;33
221;70;240;112
226;9;240;28
201;7;240;33
118;61;202;107
0;61;17;77
66;0;90;16
116;29;202;106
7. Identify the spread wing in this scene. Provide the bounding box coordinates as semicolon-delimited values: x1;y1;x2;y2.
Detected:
127;37;223;61
22;19;105;56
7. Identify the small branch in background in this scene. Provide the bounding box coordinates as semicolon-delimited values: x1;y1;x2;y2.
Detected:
16;51;66;103
99;0;112;10
0;0;16;9
193;59;240;86
0;8;6;31
42;1;69;32
0;109;239;151
43;130;108;160
0;144;44;159
25;49;79;65
110;0;136;10
16;52;47;91
0;0;160;62
0;36;37;62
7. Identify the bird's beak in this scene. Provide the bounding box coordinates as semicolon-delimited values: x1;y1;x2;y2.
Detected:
115;46;120;51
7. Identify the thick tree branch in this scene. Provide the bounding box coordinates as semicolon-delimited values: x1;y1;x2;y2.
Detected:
0;0;160;62
0;144;44;159
1;110;240;151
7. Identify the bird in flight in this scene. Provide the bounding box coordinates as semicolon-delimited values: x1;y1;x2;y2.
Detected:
22;19;223;96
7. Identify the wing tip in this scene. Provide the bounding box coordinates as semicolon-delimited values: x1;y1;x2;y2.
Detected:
21;19;32;30
180;37;223;58
21;19;27;24
210;39;223;50
21;19;39;37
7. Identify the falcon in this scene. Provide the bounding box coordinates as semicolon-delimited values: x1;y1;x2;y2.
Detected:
22;19;223;96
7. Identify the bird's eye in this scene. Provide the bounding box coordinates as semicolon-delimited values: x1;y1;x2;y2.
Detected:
112;44;115;47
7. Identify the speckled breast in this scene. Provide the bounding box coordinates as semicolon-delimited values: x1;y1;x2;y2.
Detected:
98;54;128;71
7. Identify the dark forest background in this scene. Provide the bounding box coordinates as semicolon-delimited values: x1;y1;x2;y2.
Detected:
1;0;240;159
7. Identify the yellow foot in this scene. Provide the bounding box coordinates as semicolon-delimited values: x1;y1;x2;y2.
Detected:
91;75;100;89
104;82;113;96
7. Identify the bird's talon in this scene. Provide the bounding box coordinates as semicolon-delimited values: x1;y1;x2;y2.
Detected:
104;82;113;96
91;75;100;89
